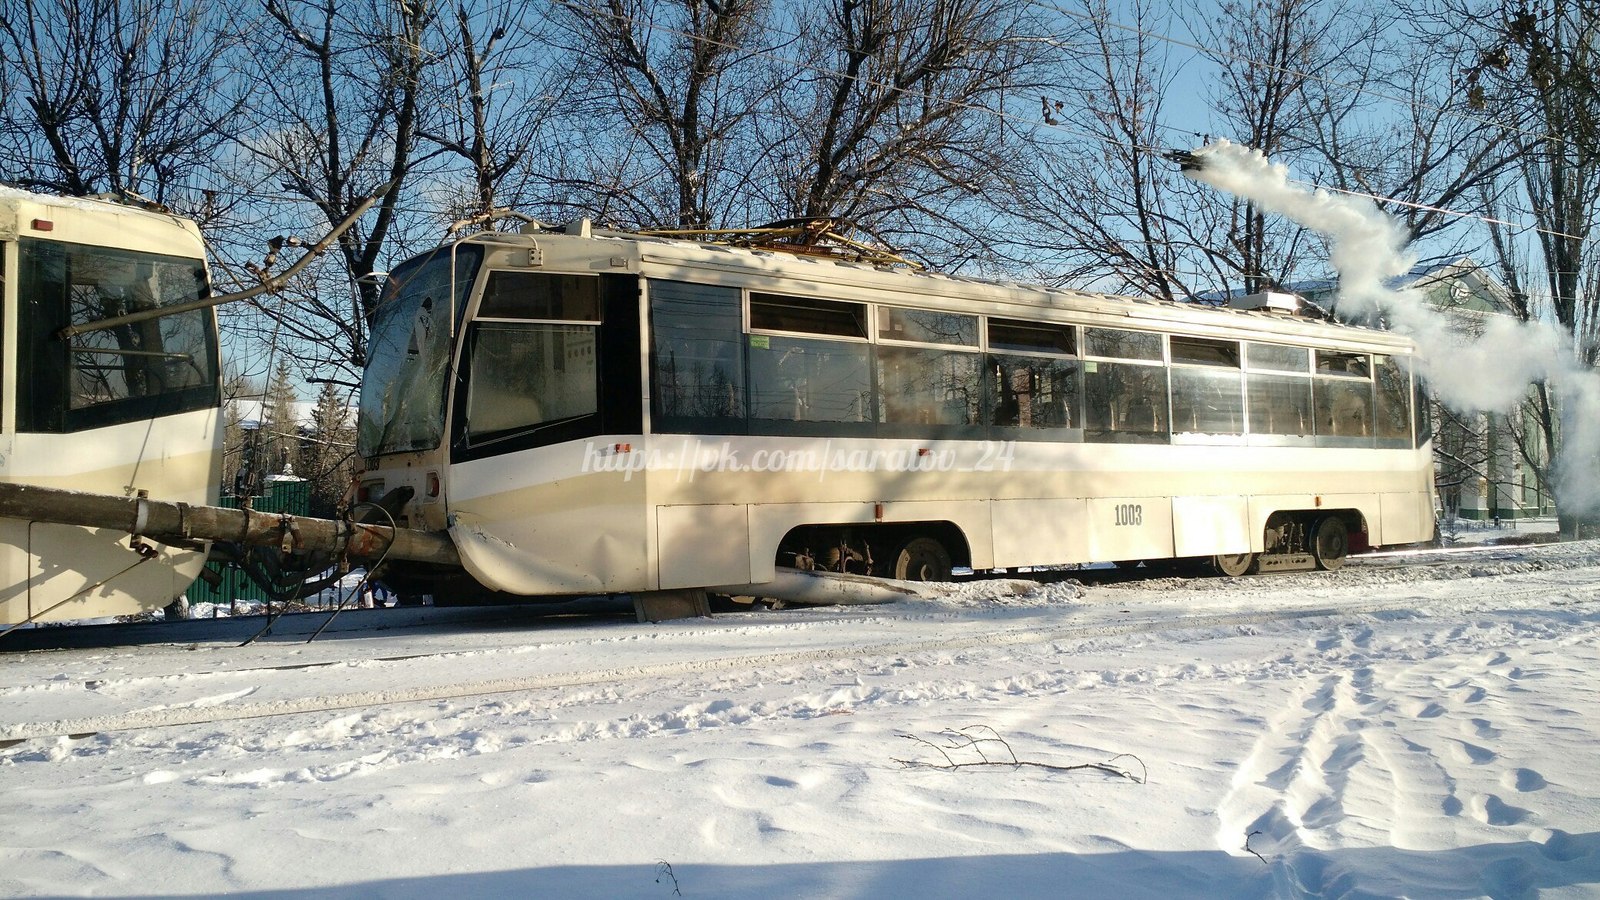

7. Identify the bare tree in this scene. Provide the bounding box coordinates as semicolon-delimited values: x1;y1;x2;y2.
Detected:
243;0;443;374
419;4;574;230
0;0;248;209
1011;0;1212;298
549;0;775;229
757;0;1049;263
1448;0;1600;527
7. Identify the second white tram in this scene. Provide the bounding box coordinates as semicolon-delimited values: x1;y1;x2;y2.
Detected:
357;225;1434;601
0;188;222;625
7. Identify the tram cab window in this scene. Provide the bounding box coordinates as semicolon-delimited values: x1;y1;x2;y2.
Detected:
18;238;218;433
1169;337;1243;436
1313;351;1374;440
1414;378;1433;447
1373;355;1413;446
478;272;599;320
453;271;604;449
650;280;745;433
1082;328;1167;443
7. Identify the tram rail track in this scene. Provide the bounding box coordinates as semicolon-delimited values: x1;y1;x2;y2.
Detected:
4;557;1596;747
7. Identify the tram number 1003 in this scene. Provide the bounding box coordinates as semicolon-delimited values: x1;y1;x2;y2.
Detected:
1114;503;1144;527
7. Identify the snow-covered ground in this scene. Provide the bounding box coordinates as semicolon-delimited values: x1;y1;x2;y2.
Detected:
3;539;1600;899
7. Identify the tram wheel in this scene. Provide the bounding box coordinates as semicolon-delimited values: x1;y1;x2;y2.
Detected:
1211;552;1257;577
893;536;953;582
1312;517;1349;571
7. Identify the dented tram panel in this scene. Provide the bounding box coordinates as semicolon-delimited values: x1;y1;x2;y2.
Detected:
356;226;1436;601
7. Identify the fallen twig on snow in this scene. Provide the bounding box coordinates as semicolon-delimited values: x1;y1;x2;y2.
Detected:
892;725;1146;783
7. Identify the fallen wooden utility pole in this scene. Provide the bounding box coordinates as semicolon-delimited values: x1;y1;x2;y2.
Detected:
0;481;459;567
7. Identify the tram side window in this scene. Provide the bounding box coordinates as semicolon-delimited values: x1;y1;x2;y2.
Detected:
1247;373;1313;437
747;295;871;430
1169;337;1243;435
18;238;219;433
1373;355;1413;446
650;280;745;433
1083;327;1167;443
1414;378;1433;447
878;347;981;430
988;319;1079;434
1314;351;1374;440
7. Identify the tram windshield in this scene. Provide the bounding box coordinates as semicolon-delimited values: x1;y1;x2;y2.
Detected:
359;244;482;457
17;238;218;432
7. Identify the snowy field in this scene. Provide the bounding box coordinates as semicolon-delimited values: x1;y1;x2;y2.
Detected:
3;535;1600;898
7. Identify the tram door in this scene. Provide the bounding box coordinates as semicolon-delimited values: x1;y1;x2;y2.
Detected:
0;235;28;624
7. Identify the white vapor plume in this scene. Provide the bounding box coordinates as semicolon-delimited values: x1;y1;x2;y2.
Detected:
1184;139;1600;518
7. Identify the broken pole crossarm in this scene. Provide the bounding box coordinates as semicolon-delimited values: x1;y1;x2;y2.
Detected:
0;482;459;567
56;185;392;340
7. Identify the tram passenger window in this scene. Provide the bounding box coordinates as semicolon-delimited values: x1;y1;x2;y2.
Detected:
1247;373;1313;436
749;294;867;338
747;335;872;427
1246;343;1310;373
460;323;597;444
1316;350;1370;377
650;280;745;432
880;308;978;346
990;355;1079;431
1315;377;1374;439
989;319;1075;355
878;346;981;428
1084;327;1162;361
1374;355;1412;446
1083;361;1168;442
477;272;599;320
1170;336;1240;368
1170;366;1243;434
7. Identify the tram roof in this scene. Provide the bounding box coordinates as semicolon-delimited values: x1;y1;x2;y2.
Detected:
0;185;205;257
453;227;1416;354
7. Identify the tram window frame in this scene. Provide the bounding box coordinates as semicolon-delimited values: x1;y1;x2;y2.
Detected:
1083;327;1163;362
988;318;1076;355
986;318;1081;438
878;306;979;347
649;279;747;435
17;237;220;434
1372;354;1413;447
1168;342;1245;442
1245;342;1311;374
1312;351;1376;445
748;293;869;340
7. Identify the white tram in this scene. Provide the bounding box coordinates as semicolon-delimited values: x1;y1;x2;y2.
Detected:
0;188;222;624
357;224;1435;601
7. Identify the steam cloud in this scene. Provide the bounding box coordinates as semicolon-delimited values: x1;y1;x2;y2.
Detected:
1184;139;1599;519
